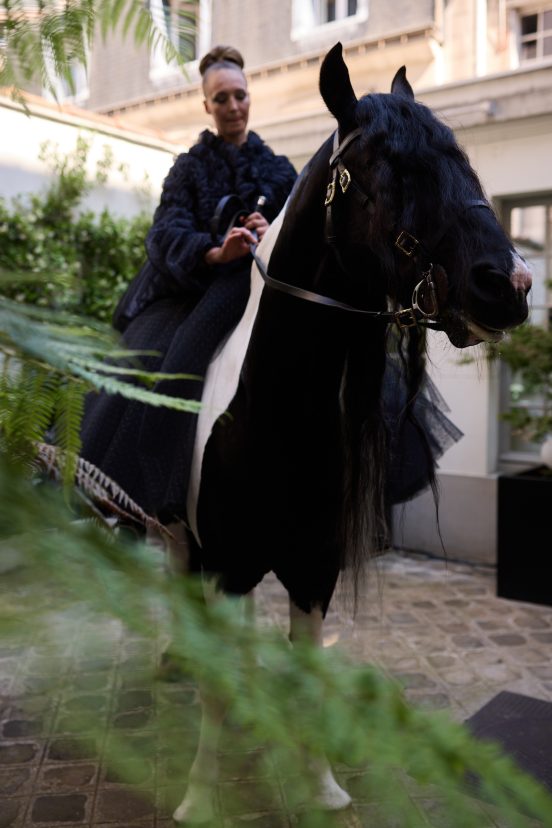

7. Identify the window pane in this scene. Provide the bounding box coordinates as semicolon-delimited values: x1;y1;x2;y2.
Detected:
326;1;336;22
544;10;552;29
502;202;552;458
347;0;358;15
544;35;552;56
521;13;538;35
522;40;537;59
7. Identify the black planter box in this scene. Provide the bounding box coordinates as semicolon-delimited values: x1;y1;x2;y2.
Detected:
497;466;552;607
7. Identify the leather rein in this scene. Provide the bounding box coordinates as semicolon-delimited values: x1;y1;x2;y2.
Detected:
252;128;491;331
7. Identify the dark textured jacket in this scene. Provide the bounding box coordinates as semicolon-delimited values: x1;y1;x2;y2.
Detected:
113;129;297;331
81;130;297;521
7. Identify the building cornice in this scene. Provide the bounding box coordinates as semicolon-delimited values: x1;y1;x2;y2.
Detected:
99;24;436;116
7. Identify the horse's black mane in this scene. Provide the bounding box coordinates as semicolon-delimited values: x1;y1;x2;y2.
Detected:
336;92;489;603
354;93;487;292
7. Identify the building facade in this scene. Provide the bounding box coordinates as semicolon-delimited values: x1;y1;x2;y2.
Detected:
48;0;552;564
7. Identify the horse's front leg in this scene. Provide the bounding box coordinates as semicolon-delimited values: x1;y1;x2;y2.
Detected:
172;684;226;824
289;600;352;812
173;584;254;824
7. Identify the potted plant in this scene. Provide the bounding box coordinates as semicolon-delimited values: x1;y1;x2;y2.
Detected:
496;322;552;465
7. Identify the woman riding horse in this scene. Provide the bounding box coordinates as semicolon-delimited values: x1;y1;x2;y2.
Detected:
172;43;531;822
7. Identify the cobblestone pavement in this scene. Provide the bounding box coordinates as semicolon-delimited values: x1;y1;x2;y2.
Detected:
1;549;551;827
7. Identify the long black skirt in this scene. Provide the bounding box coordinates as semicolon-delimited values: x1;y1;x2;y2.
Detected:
80;267;251;522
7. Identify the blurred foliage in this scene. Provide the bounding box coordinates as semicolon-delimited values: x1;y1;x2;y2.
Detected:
486;323;552;443
1;457;552;825
0;135;151;322
0;0;195;102
0;298;201;482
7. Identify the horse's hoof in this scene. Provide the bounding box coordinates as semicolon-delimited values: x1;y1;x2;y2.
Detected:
313;785;352;812
172;787;215;824
156;650;190;683
309;761;352;811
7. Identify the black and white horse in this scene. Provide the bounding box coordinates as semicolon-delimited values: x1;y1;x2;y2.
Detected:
172;44;531;822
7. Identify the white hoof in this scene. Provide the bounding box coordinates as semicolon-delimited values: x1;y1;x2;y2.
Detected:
172;782;215;824
311;765;352;811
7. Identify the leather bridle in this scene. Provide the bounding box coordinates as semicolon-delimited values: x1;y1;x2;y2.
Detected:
252;127;491;331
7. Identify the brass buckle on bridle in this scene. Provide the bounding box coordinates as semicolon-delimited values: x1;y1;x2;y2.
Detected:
339;168;351;194
394;308;418;329
395;230;420;257
325;180;336;206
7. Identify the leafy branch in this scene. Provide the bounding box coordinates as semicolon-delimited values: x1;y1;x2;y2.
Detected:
0;0;195;101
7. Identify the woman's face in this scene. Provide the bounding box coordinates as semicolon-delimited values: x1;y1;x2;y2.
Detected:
203;67;250;145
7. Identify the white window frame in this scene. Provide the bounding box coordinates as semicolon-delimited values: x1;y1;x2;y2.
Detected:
508;2;552;64
499;196;552;462
291;0;369;42
149;0;211;83
42;47;90;106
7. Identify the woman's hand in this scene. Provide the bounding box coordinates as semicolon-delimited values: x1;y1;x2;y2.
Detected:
204;226;257;266
243;211;269;242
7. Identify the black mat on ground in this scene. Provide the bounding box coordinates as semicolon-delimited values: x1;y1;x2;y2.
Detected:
465;690;552;792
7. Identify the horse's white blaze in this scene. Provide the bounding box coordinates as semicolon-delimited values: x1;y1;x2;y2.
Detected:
187;204;288;543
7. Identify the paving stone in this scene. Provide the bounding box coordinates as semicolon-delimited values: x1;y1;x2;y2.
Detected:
0;768;32;796
426;654;456;668
46;737;100;763
30;793;88;823
440;623;471;635
112;710;153;730
528;664;552;680
94;822;154;828
225;813;291;827
450;635;485;649
3;719;46;738
406;692;451;710
94;788;155;822
38;764;97;792
385;612;417;624
390;673;438;690
513;613;550;630
103;759;154;787
0;799;23;828
0;743;40;765
532;631;552;644
218;749;272;781
114;691;153;714
343;803;408;827
63;695;108;714
70;673;112;693
439;668;478;686
489;633;527;646
219;780;283;816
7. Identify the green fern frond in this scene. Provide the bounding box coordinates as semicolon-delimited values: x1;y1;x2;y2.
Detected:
52;378;86;485
73;364;203;413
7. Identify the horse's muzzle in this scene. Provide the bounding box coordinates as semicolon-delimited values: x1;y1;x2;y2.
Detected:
443;257;532;348
466;262;531;333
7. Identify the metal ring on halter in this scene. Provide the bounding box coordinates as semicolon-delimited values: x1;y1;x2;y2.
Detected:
411;265;439;319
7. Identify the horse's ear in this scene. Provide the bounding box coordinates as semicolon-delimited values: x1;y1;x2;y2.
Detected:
319;42;358;131
391;66;415;100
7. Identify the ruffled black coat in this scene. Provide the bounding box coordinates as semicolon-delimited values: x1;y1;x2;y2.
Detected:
80;130;297;521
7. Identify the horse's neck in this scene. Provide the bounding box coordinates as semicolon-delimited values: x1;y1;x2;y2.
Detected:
268;142;333;292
